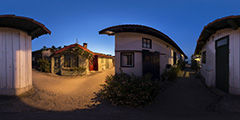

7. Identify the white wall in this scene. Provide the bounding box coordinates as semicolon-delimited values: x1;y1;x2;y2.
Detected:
97;57;113;71
200;28;240;94
115;32;184;76
0;27;32;95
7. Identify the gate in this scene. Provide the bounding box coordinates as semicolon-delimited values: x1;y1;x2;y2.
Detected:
215;36;229;92
142;50;160;79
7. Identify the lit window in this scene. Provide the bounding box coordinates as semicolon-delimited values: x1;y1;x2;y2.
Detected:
121;53;134;67
142;38;152;49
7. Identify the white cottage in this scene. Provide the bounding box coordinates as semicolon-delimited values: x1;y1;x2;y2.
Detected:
99;24;187;79
194;15;240;94
0;15;51;95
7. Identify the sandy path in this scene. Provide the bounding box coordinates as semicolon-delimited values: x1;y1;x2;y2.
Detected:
20;68;114;111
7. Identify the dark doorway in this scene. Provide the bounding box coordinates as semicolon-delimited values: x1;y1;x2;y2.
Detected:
142;50;160;79
215;36;229;92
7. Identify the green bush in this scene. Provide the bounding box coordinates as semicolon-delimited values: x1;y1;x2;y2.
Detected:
191;59;200;71
99;73;160;107
37;58;50;73
162;61;184;81
70;67;86;73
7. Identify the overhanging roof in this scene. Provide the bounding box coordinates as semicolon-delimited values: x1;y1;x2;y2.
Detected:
0;15;51;39
195;15;240;55
99;24;187;59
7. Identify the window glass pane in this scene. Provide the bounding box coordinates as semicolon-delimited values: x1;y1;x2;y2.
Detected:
147;44;150;48
143;43;146;48
129;55;132;65
121;53;133;66
147;40;150;44
122;55;128;66
217;38;228;47
142;38;151;49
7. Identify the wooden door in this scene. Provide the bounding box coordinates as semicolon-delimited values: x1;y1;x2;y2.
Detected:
215;36;229;92
142;50;160;79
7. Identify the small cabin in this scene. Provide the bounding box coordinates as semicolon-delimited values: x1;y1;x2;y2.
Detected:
195;15;240;95
99;24;187;79
0;15;51;95
51;43;94;76
90;53;114;71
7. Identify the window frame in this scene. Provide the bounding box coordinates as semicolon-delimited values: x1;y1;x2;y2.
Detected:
120;52;134;67
142;38;152;49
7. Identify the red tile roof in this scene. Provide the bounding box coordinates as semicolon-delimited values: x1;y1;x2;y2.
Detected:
52;43;95;55
94;52;114;59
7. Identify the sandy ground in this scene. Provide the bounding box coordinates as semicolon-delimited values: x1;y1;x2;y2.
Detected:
19;68;115;111
1;67;240;120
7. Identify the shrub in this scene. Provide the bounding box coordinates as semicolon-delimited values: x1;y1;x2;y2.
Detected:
37;58;50;73
162;61;184;81
191;59;200;71
70;67;86;73
99;73;160;107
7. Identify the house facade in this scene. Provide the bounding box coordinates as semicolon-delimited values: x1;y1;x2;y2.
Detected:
50;43;114;76
194;15;240;95
51;43;94;76
99;25;187;79
91;53;114;71
0;15;51;95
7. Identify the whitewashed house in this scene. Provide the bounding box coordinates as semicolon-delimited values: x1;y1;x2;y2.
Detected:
0;15;51;95
194;15;240;94
99;24;187;79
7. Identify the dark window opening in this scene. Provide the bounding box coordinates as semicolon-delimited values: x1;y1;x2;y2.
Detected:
173;52;177;65
202;51;206;64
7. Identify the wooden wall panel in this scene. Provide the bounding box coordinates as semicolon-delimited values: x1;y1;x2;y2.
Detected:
0;29;6;89
13;30;20;88
20;31;26;88
0;27;32;92
6;29;13;89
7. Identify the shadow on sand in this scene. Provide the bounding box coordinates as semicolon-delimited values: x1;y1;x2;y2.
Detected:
1;67;240;120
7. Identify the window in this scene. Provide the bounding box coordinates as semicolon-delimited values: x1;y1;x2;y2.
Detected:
64;54;78;67
173;52;177;65
142;38;152;49
202;51;206;64
121;53;134;67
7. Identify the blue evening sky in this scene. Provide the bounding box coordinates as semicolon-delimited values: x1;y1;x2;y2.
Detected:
1;0;240;59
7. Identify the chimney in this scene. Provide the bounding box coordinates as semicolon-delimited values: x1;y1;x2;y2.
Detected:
83;43;87;48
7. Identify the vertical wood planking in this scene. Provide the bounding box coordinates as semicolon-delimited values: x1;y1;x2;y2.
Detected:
25;33;28;88
26;35;32;87
29;36;32;86
13;30;20;88
0;29;6;89
20;31;26;88
6;29;13;89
